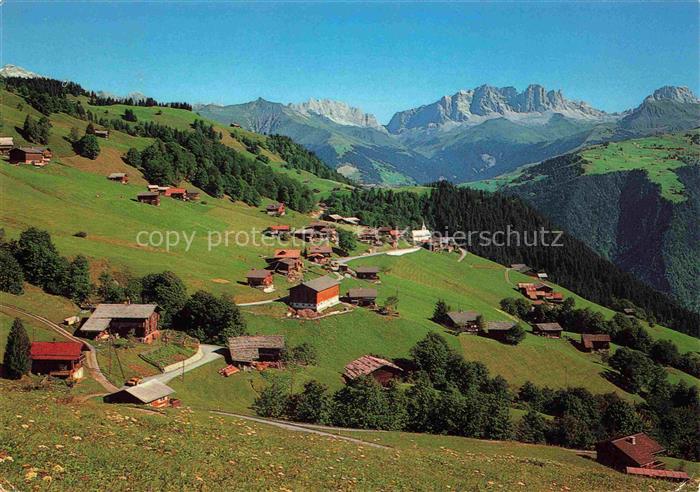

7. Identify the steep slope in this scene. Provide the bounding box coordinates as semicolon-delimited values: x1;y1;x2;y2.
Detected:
195;99;427;184
474;132;700;312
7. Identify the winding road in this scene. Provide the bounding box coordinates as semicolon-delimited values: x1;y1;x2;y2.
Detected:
142;344;226;385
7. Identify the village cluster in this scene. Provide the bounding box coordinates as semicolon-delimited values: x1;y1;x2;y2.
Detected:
2;136;691;484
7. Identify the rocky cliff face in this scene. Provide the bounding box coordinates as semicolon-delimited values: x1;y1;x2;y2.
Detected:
290;98;384;130
642;86;699;105
386;84;610;133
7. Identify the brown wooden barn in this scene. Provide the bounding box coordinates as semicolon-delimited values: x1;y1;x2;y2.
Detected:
346;288;378;307
137;192;160;206
306;245;333;263
9;147;51;165
266;202;286;216
596;433;663;470
267;249;303;275
483;321;516;341
533;322;563;338
288;276;340;312
104;380;175;408
581;333;611;352
355;265;380;280
445;311;481;334
246;269;274;289
94;129;110;138
343;355;403;386
107;172;129;184
186;190;201;200
0;137;15;155
227;335;285;364
30;341;85;380
80;304;160;343
164;187;187;199
266;224;290;236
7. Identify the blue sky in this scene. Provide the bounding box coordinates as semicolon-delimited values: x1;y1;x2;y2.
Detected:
3;2;698;122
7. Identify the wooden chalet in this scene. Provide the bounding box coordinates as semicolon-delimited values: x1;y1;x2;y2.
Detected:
445;311;480;333
267;249;303;275
359;228;380;244
186;190;201;200
30;341;85;380
266;202;286;216
595;433;689;481
156;186;170;195
427;236;456;253
0;136;14;155
581;333;611;352
518;282;562;303
227;335;285;364
137;192;160;206
104;380;175;408
246;269;274;289
80;304;160;343
93;129;110;138
306;245;333;263
355;265;380;280
533;322;563;338
266;224;291;236
346;288;378;307
147;184;159;192
107;172;129;184
343;355;403;386
288;276;340;312
164;187;187;200
9;147;51;165
483;321;516;341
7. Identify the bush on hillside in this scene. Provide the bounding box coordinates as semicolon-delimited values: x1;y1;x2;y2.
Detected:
76;134;100;159
0;250;24;295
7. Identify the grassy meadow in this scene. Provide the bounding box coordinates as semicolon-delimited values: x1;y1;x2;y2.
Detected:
0;380;677;492
580;131;698;203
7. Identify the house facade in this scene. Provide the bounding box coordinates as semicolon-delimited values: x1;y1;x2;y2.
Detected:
288;276;340;312
81;304;160;343
30;341;85;380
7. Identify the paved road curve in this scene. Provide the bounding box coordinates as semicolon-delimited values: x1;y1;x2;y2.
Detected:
141;344;225;385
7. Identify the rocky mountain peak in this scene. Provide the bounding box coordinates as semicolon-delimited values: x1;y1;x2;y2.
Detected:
386;84;609;133
289;98;383;129
644;86;699;105
0;64;41;79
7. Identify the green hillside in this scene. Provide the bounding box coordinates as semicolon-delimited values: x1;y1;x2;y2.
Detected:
465;131;700;313
0;380;673;492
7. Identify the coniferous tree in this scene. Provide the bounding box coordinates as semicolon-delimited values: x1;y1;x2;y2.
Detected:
3;318;31;379
0;250;24;295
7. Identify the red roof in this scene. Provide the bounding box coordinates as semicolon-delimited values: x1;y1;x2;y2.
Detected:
607;433;664;467
30;341;83;360
625;467;689;480
269;225;290;231
273;249;301;259
164;188;186;196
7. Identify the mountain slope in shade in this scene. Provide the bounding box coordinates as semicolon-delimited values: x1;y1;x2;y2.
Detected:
195;99;428;183
197;85;699;185
474;131;700;313
0;64;41;78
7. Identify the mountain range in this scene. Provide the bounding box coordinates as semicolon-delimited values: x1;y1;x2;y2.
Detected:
195;85;699;184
